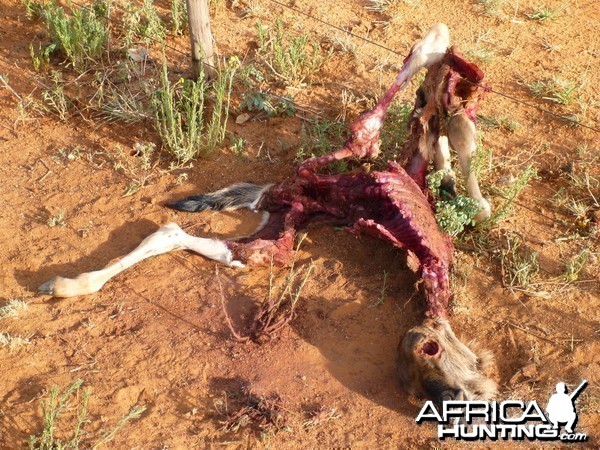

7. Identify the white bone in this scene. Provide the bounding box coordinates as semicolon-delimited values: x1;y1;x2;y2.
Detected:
433;135;457;188
395;23;450;88
38;223;242;298
433;135;452;172
447;113;491;222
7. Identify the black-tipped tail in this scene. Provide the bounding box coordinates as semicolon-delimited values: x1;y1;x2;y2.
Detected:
167;183;271;213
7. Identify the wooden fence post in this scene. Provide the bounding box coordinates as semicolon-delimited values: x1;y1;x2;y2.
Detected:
185;0;217;80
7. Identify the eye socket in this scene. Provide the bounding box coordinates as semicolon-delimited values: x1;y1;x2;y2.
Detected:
421;340;439;356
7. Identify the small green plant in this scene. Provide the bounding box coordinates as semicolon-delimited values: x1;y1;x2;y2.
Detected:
28;379;89;449
528;77;579;105
121;0;167;45
0;299;29;319
427;170;482;236
139;0;166;43
465;46;496;64
560;248;590;283
36;0;109;73
237;63;268;87
23;0;44;19
28;379;146;449
500;234;540;292
485;163;538;226
256;20;331;86
526;5;561;22
99;82;150;124
328;33;359;57
553;164;599;232
379;101;413;161
113;142;157;196
470;138;494;186
47;209;67;227
30;43;56;72
170;0;187;35
230;137;246;157
55;145;82;160
240;91;295;117
296;117;348;172
175;172;188;185
238;0;263;19
477;0;509;19
41;71;70;121
153;59;238;164
92;405;147;448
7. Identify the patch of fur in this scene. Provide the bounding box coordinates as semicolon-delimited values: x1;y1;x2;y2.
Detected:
168;183;272;212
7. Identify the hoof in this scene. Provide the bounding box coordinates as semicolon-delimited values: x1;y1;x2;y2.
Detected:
38;277;57;295
473;198;492;224
37;274;101;298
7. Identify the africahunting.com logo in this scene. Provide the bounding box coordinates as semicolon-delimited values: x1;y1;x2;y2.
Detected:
416;380;588;442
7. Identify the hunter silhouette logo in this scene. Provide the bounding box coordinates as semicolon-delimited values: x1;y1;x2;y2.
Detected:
546;380;587;434
416;380;589;442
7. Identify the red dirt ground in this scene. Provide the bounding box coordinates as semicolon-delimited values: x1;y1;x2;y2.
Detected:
0;0;598;448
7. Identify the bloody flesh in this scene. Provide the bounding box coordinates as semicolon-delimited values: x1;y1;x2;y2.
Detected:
228;164;453;318
228;48;487;320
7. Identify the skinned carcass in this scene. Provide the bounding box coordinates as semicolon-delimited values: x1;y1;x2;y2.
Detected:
39;24;497;404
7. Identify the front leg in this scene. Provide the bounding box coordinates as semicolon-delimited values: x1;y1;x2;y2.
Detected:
38;223;243;298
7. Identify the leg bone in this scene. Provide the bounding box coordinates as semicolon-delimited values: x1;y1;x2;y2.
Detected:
433;135;457;197
447;113;491;222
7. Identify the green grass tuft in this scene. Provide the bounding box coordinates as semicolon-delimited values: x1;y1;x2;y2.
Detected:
296;118;348;172
28;380;146;449
35;0;109;73
526;5;562;22
528;77;579;105
152;59;238;165
256;20;331;87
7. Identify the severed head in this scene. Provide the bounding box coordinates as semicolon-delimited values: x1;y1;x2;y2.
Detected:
397;318;497;404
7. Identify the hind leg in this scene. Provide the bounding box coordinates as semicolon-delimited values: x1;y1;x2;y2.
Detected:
38;223;244;298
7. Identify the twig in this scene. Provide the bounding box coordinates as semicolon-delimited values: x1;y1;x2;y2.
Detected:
502;320;581;348
38;168;53;183
0;74;23;102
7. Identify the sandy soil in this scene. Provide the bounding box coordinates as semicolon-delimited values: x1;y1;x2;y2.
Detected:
0;0;598;448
